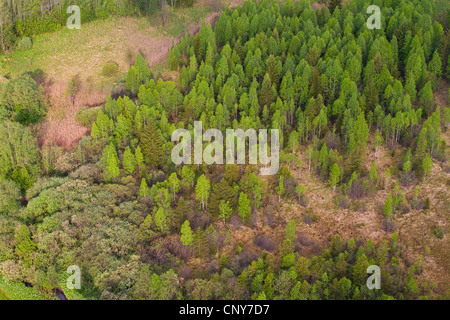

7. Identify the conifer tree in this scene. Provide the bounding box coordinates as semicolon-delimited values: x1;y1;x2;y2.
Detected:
181;166;195;190
275;176;285;202
295;184;306;204
180;220;194;246
169;172;180;200
101;144;120;182
384;193;393;219
140;178;149;200
369;161;378;184
266;55;280;88
195;174;211;211
123;146;136;175
140;117;163;169
238;192;251;222
422;155;432;180
135;146;144;173
259;73;275;108
329;163;340;191
219;200;232;225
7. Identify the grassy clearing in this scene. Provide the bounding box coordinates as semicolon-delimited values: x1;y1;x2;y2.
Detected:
0;276;49;300
0;16;160;84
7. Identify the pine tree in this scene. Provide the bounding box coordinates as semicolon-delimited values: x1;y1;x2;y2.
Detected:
275;176;285;202
375;130;383;158
419;81;434;116
266;55;280;88
428;50;442;80
195;174;211;211
219;200;232;225
238;192;251;222
328;0;342;13
140;117;163;169
181;165;195;190
295;184;306;204
306;146;313;171
135;146;144;173
384;193;393;219
139;178;149;200
180;220;194;246
209;178;237;217
101;144;119;182
369;161;378;184
126;66;139;96
352;254;369;286
259;73;274;108
123;146;136;175
329;163;340;191
169;172;180;200
422;154;432;179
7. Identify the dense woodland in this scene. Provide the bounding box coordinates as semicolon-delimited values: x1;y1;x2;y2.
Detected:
0;0;450;300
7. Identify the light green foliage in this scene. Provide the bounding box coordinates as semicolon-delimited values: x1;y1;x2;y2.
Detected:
329;163;340;191
101;62;119;77
139;178;149;199
422;154;432;179
180;220;194;246
0;179;21;215
369;162;378;183
275;176;284;202
295;184;306;204
384;193;393;219
219;200;232;225
169;172;180;199
195;174;210;211
285;220;297;244
181;165;195;190
0;75;45;124
238;192;251;222
101;144;120;181
135;146;144;172
123;147;136;175
16;37;32;51
0;121;41;189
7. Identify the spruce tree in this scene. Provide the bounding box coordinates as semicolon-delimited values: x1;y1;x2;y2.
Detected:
140;117;163;169
140;178;149;200
195;174;211;211
123;146;136;175
169;172;180;200
266;55;280;88
219;200;233;225
238;192;251;222
259;73;274;108
180;220;194;246
329;163;340;191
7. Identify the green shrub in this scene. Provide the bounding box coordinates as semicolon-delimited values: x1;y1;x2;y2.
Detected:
433;227;444;239
101;62;119;77
74;106;102;127
17;37;33;51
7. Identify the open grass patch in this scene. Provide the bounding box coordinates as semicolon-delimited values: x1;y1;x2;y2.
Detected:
0;276;48;300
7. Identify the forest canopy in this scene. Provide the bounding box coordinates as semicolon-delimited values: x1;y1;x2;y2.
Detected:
0;0;449;300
